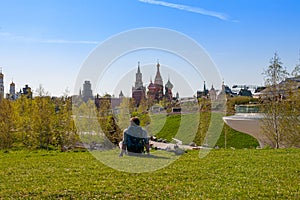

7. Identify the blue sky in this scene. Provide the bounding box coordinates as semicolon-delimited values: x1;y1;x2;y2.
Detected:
0;0;300;97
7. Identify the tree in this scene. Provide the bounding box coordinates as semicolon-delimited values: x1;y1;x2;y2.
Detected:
105;115;122;145
32;96;55;150
52;96;78;151
94;97;120;148
194;98;211;145
15;95;37;148
137;97;151;127
0;99;17;149
261;53;289;148
291;60;300;77
278;89;300;147
279;63;300;147
35;84;51;97
117;97;131;131
0;85;80;150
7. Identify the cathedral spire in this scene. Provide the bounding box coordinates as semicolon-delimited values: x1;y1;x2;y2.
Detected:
137;62;141;73
119;90;124;98
154;61;163;86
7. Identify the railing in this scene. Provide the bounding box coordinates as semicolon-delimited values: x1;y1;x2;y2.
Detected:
235;105;260;113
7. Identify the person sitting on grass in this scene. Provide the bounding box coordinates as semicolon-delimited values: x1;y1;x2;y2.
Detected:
119;117;150;157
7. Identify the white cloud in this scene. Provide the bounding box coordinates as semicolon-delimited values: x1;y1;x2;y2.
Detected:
138;0;230;21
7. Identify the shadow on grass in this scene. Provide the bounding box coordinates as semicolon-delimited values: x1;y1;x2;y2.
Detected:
125;152;171;159
91;149;179;173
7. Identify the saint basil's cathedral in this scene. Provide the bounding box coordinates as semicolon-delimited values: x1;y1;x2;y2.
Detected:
132;62;175;106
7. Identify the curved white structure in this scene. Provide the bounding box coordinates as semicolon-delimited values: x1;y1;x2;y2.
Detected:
223;112;274;148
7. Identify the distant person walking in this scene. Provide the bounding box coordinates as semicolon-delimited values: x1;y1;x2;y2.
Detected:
119;117;150;157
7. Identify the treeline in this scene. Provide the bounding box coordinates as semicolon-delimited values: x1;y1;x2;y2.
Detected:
0;93;261;150
0;96;154;150
0;96;77;150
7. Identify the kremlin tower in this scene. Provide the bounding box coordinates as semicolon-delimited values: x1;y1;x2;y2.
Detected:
132;62;146;106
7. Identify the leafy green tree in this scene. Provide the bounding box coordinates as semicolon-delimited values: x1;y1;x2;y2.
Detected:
0;99;17;149
105;115;122;145
32;96;55;150
263;53;289;87
0;85;80;150
52;97;78;151
15;95;37;148
261;53;289;148
137;97;151;127
194;98;211;145
278;91;300;147
278;63;300;147
94;97;122;147
159;98;169;109
97;98;111;132
291;62;300;77
116;97;131;131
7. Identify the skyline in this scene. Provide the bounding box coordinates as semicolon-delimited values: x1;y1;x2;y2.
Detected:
1;0;300;97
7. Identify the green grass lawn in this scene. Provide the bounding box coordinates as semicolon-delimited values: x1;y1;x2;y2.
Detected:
1;149;299;199
150;113;259;148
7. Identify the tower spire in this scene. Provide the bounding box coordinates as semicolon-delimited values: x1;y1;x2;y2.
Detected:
134;61;143;89
137;61;141;73
154;61;163;86
203;81;207;95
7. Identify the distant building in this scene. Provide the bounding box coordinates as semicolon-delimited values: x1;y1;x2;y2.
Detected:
147;78;156;101
176;92;179;99
6;81;17;100
10;82;15;97
119;90;124;99
220;82;236;96
94;91;124;114
148;62;164;101
164;78;173;101
257;75;300;100
197;81;209;98
132;62;146;106
146;62;174;102
238;88;252;97
22;84;32;98
209;85;217;100
131;61;176;105
81;80;93;102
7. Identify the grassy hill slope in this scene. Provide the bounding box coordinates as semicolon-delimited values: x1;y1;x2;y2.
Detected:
150;113;259;149
1;149;299;199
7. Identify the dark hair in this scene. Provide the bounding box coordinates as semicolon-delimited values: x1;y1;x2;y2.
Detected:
131;117;140;126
